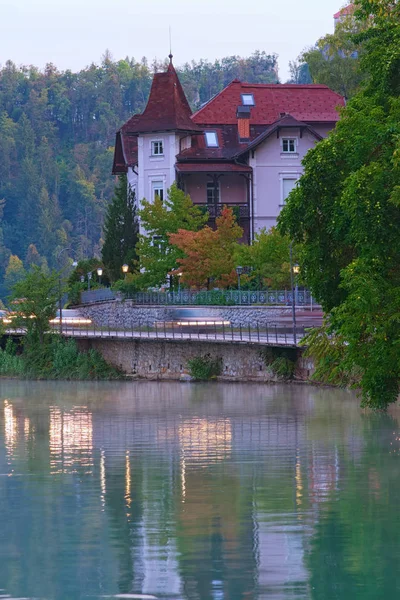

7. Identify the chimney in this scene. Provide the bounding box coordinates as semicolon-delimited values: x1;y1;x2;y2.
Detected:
237;105;251;140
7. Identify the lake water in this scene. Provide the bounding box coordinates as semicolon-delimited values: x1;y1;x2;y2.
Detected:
0;380;399;600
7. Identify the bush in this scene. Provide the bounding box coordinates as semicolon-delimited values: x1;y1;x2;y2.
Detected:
260;347;296;380
0;335;121;380
187;354;222;380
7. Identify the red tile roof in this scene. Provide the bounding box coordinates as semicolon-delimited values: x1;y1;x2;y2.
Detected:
334;4;354;19
176;163;252;173
192;81;345;125
124;61;203;134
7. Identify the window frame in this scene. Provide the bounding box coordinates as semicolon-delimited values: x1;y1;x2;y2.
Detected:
204;131;219;148
207;181;220;205
281;138;297;154
280;176;299;206
151;180;164;202
241;93;255;106
151;140;164;156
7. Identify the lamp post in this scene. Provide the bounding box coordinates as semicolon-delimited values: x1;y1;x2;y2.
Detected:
178;272;182;295
97;267;103;286
236;266;244;305
289;244;297;345
122;264;129;279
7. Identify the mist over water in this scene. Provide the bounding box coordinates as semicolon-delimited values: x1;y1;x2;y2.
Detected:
0;380;398;599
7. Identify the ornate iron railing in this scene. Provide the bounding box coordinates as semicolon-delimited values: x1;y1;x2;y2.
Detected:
125;289;313;306
80;288;315;306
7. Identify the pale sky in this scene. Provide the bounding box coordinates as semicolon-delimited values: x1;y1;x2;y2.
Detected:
1;0;344;81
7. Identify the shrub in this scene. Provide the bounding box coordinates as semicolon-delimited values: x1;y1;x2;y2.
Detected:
260;346;296;380
187;354;222;380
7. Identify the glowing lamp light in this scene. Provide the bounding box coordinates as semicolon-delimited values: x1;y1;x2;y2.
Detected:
122;264;129;274
293;264;300;275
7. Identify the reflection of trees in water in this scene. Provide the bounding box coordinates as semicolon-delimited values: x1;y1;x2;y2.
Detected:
175;466;257;600
306;411;400;599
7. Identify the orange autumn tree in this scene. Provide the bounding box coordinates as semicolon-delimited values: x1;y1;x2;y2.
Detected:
169;206;243;289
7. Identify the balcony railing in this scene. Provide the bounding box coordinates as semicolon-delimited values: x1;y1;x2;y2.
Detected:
196;204;250;219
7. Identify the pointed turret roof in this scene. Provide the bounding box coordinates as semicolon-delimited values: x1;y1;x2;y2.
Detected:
125;57;202;134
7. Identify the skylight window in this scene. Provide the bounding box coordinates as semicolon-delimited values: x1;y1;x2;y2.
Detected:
205;131;218;147
241;93;255;106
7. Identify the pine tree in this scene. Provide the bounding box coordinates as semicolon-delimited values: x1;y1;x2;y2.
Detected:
102;174;138;282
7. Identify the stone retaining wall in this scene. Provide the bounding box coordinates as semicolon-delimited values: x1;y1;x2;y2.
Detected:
76;336;314;382
78;300;292;328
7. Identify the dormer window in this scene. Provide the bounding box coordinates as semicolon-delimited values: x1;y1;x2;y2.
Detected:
151;140;164;156
205;131;218;147
282;138;297;153
241;93;255;106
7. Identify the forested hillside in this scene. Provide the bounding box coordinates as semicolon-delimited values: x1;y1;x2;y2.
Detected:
0;51;277;296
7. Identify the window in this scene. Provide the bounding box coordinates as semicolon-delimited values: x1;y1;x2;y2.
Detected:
241;93;255;106
207;181;220;204
152;180;164;202
282;178;297;204
151;140;164;156
205;131;218;147
282;138;297;153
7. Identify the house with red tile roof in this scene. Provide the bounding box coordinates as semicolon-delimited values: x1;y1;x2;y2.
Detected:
113;55;344;243
334;4;355;28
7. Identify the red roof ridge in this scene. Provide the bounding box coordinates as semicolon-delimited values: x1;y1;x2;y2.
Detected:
333;4;354;19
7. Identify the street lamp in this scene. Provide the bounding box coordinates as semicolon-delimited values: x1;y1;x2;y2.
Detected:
122;264;129;279
289;244;297;345
236;266;244;304
178;272;183;294
97;267;103;286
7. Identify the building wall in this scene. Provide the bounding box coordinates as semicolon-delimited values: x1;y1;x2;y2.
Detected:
251;127;321;233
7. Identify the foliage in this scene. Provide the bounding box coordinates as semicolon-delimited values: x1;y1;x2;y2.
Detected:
50;338;121;379
235;227;296;289
301;323;360;387
279;0;400;409
299;13;366;98
0;335;121;379
187;354;222;380
0;52;278;298
169;206;243;289
9;266;59;347
0;346;25;376
102;174;138;282
260;347;296;380
287;60;312;84
137;184;208;289
4;254;26;295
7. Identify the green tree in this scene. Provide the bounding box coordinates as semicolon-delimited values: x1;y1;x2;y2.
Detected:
101;174;138;282
235;227;295;289
136;183;208;289
300;13;366;98
4;254;25;294
279;0;400;409
10;266;59;347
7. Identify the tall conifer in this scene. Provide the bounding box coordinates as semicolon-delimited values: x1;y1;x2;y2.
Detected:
102;175;138;282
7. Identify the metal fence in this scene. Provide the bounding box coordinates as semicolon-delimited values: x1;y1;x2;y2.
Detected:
57;320;308;347
80;288;314;306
